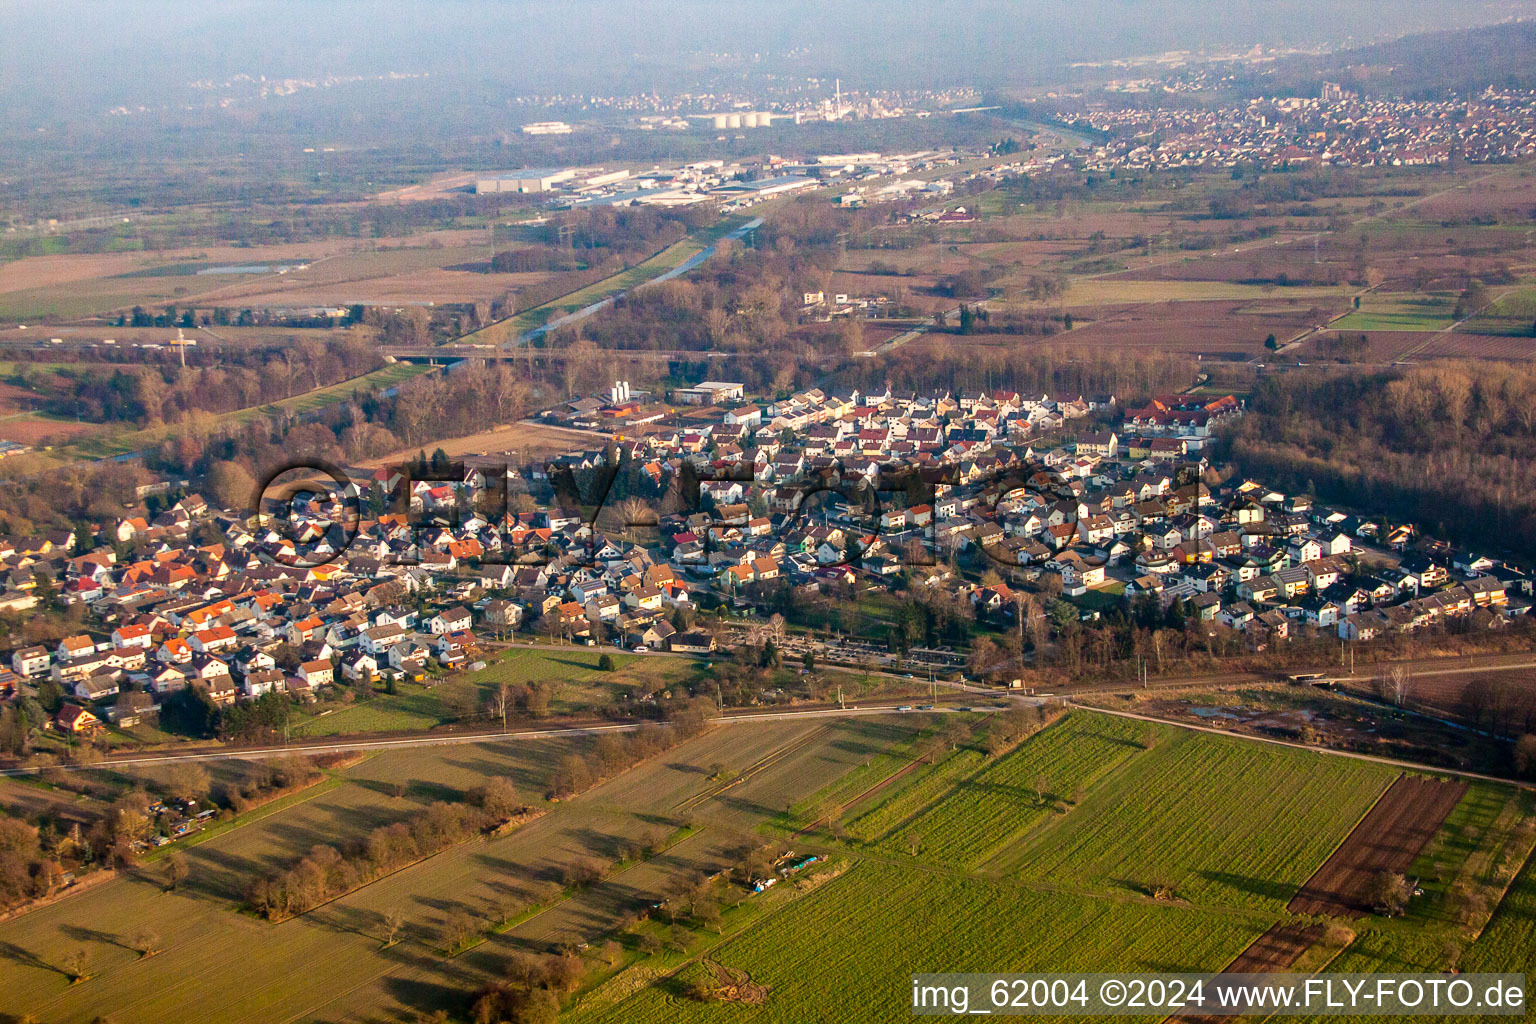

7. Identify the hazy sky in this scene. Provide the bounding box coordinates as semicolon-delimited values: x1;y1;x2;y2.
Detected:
2;1;1530;118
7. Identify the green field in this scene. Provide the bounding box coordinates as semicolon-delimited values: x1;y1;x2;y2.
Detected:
1009;725;1395;911
1332;292;1457;331
849;713;1147;868
583;862;1268;1024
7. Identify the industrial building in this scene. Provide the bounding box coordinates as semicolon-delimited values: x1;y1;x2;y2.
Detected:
709;175;815;202
672;381;745;406
475;168;578;194
521;121;573;135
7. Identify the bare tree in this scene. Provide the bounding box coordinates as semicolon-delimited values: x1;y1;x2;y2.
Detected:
164;852;189;892
440;908;477;954
61;947;89;982
128;927;160;957
1366;871;1413;917
382;910;405;947
488;683;513;733
1378;664;1412;706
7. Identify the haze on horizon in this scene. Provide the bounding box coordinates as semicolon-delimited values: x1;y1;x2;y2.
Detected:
2;0;1531;123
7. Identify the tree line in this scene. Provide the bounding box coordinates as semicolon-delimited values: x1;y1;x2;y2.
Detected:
245;777;529;921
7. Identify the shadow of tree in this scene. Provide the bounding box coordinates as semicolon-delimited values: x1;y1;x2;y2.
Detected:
0;940;65;976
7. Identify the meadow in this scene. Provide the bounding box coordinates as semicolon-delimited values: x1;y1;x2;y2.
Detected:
292;646;701;737
1330;292;1457;332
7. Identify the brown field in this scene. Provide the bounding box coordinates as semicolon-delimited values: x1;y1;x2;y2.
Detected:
371;171;481;203
1221;922;1323;972
0;238;384;295
0;414;107;446
1405;171;1536;222
1300;329;1443;363
0;324;376;348
360;419;606;469
0;253;154;294
0;232;518;322
1356;668;1536;736
223;268;545;308
1054;298;1339;360
1412;331;1536;361
1287;775;1467;917
828;271;951;312
1169;922;1324;1024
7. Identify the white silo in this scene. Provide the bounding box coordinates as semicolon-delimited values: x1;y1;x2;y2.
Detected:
726;113;743;129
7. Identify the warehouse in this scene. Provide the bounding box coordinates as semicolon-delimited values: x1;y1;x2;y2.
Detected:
475;168;577;194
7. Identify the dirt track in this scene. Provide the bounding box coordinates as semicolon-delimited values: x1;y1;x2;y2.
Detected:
1223;922;1323;972
1287;774;1467;917
1167;923;1322;1024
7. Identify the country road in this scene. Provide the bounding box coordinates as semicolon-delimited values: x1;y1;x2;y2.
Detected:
0;697;1022;777
6;647;1530;778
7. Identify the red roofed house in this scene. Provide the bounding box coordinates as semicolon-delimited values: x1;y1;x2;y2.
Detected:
191;625;238;654
55;704;102;735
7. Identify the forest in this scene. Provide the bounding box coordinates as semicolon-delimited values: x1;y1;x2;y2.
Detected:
1224;361;1536;559
15;339;383;426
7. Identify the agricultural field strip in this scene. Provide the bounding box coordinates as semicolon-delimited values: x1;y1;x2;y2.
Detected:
1302;836;1536;1023
888;715;1149;868
1287;776;1467;918
592;861;1274;1024
285;724;879;1019
1460;847;1536;976
1010;727;1395;912
281;828;731;1024
673;724;832;815
0;725;841;1022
